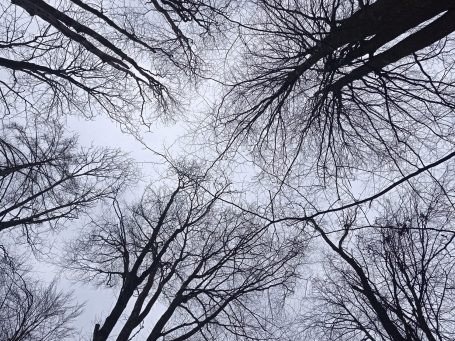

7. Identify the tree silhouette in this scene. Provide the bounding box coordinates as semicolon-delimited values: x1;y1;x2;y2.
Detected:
302;189;455;341
65;168;304;341
214;0;455;209
0;122;133;242
3;0;234;128
0;248;81;341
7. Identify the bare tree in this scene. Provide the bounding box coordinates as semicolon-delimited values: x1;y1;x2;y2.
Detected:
301;189;455;341
2;0;235;129
0;122;133;242
213;0;455;206
0;247;82;341
65;168;304;341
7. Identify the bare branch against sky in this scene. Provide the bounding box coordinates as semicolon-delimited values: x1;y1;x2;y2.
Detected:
2;1;455;340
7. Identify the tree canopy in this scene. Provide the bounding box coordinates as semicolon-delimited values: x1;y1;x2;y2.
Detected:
2;0;455;340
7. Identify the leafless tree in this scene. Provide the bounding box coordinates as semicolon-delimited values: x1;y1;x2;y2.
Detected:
213;0;455;205
2;0;235;129
0;247;82;341
301;189;455;341
65;168;304;341
0;122;133;242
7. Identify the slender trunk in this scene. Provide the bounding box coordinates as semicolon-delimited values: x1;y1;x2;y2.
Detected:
92;276;138;341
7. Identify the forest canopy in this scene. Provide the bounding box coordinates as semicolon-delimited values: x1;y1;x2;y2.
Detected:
1;1;455;340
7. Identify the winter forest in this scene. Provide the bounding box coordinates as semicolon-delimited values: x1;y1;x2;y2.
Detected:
1;0;455;340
